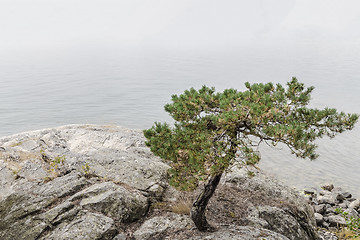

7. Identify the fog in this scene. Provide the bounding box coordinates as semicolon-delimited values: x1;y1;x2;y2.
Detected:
1;1;360;195
1;0;360;51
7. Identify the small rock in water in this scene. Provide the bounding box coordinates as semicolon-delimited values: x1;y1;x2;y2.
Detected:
304;189;315;195
321;184;334;192
342;192;352;199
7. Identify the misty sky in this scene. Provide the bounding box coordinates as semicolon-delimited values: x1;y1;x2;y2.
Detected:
1;0;360;51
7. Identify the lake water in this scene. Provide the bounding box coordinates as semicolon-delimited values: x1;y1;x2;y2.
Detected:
1;42;359;196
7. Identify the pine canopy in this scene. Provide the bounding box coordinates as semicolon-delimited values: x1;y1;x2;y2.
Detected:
144;78;358;191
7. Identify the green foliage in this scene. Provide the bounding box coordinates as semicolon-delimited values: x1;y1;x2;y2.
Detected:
144;78;358;191
81;163;92;178
336;208;360;238
49;156;65;173
10;141;23;147
40;149;66;175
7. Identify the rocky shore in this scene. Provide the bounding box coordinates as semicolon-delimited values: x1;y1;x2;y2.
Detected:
305;184;360;239
0;124;357;239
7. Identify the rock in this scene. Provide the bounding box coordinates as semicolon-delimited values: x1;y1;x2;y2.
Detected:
322;221;330;229
327;215;346;227
325;206;336;215
0;125;167;240
319;190;332;196
188;226;290;240
314;204;327;214
223;166;320;240
321;184;334;192
338;201;349;209
304;189;315;195
68;181;148;223
336;193;345;202
342;192;352;199
134;213;291;240
0;125;334;240
255;206;313;240
343;208;359;218
36;172;88;198
0;172;88;240
317;195;336;205
331;187;344;194
133;212;193;240
40;210;118;240
113;233;127;240
308;184;359;235
349;199;360;210
0;124;169;197
317;229;338;240
314;213;324;226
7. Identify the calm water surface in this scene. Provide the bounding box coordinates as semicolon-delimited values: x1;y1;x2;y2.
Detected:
1;43;359;196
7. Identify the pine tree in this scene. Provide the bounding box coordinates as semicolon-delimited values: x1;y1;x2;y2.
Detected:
143;77;358;231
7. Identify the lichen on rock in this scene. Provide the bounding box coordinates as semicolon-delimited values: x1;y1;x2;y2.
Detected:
0;124;326;240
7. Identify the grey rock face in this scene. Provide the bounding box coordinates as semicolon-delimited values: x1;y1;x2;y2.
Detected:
42;210;117;240
317;195;336;205
0;125;168;240
0;172;88;240
327;215;346;227
314;213;324;226
248;206;314;240
349;199;360;210
133;212;194;240
314;204;327;214
0;124;169;197
317;229;338;240
188;226;290;240
134;212;290;240
223;166;320;240
0;124;329;239
69;181;148;222
113;233;127;240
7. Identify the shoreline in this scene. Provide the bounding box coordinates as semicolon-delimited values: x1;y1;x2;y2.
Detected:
1;123;359;199
1;124;358;239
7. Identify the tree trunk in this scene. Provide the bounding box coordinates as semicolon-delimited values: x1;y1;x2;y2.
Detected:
190;173;222;231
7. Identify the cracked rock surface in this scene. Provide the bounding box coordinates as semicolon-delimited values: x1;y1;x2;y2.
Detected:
0;124;322;240
0;125;168;240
